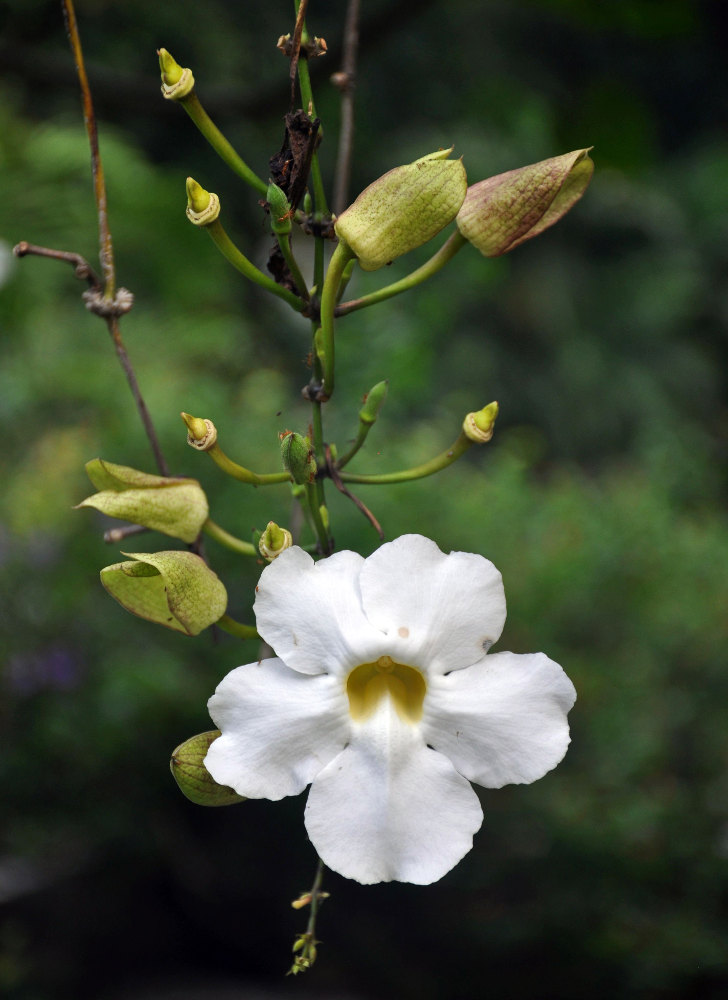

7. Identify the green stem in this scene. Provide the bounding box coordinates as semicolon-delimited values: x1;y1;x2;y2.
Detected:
206;443;291;486
295;41;329;218
335;420;372;470
202;518;257;556
310;398;331;547
206;220;305;313
216;614;259;640
319;240;355;398
276;232;310;300
336;257;356;303
336;230;467;316
180;92;268;196
313;229;325;300
337;430;474;484
305;482;331;554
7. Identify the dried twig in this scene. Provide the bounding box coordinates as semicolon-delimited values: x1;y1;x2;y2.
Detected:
325;445;384;540
332;0;360;216
290;0;309;111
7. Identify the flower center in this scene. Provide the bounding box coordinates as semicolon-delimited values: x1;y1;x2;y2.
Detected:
346;655;426;725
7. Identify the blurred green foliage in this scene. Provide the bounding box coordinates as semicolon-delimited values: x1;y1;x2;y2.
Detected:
1;1;727;998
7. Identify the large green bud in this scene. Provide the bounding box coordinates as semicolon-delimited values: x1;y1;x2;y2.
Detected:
100;550;227;636
456;148;593;256
77;459;208;544
335;148;467;271
280;431;317;485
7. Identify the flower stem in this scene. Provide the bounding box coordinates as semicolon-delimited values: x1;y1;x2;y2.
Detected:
178;92;268;196
319;240;356;399
337;430;474;485
205;219;305;313
336;229;467;317
335;420;372;470
216;614;259;640
289;857;326;975
202;518;257;556
310;399;330;542
206;443;291;486
305;482;331;554
276;232;310;300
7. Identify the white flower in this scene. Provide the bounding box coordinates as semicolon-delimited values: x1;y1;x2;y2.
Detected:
205;534;576;885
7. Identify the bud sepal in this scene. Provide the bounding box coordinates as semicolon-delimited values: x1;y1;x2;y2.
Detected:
462;401;499;443
170;730;246;806
100;550;227;636
259;521;294;561
158;48;195;101
335;148;467;271
456;149;593;257
78;459;208;543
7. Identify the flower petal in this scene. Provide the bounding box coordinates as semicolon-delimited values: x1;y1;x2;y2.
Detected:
205;658;349;800
304;699;483;884
423;651;576;788
254;547;387;676
359;534;507;675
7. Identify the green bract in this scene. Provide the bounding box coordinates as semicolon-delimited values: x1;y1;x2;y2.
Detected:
456;148;593;257
170;731;246;806
77;458;208;544
335;148;467;271
100;550;227;636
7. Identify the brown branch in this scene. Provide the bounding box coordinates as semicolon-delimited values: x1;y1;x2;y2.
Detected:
13;242;101;289
54;0;169;477
104;524;149;544
61;0;114;297
332;0;360;216
325;445;384;540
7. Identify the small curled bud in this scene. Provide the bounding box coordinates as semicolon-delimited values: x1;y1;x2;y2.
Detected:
359;380;389;426
185;177;220;226
181;412;218;451
267;182;292;236
158;48;195;101
463;401;499;443
259;521;293;561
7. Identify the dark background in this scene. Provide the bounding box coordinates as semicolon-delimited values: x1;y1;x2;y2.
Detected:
1;1;727;997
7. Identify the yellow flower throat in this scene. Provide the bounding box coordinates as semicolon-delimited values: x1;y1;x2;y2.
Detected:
346;655;426;724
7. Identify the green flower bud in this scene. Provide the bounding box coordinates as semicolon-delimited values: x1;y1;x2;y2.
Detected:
158;48;195;101
462;401;499;443
334;148;467;271
267;182;293;236
456;149;594;257
259;521;293;561
359;380;389;426
279;431;317;485
186;177;220;226
77;459;208;544
170;730;245;806
181;412;218;452
100;550;227;636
